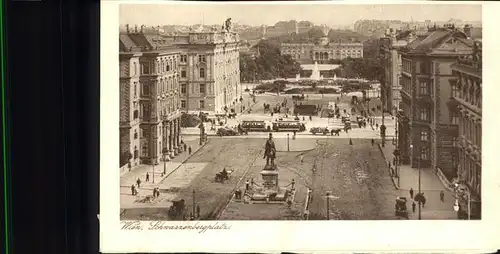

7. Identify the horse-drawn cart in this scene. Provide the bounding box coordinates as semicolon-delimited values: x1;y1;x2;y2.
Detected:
168;199;185;219
215;168;234;183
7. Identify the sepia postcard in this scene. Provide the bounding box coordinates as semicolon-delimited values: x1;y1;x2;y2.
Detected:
100;1;500;252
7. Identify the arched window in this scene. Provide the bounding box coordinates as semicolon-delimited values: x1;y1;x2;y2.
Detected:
200;68;205;78
134;130;138;139
134;146;138;159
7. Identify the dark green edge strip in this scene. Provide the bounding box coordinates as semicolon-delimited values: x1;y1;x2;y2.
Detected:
0;0;8;251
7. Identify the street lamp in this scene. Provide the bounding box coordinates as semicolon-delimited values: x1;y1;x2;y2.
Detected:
287;133;290;152
410;144;421;220
324;191;339;220
454;183;471;220
163;152;167;175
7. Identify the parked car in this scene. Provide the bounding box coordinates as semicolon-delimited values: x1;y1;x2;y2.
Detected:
310;127;329;135
217;127;238;136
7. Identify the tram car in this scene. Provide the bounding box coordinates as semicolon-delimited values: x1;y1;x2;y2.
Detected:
272;121;306;132
241;120;270;132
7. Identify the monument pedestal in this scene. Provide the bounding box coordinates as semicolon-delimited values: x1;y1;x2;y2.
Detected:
250;164;291;203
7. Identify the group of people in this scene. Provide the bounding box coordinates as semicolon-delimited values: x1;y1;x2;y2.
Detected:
407;188;445;213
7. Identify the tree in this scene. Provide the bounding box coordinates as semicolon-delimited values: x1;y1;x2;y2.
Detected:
241;39;302;81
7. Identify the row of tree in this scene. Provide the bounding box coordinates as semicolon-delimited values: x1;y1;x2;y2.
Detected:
240;40;301;82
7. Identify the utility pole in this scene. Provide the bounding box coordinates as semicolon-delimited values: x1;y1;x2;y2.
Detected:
287;133;290;152
192;189;196;219
326;191;330;220
418;146;421;220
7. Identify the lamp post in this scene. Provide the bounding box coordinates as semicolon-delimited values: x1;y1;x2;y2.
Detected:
192;189;196;219
410;144;421;220
287;133;290;152
163;152;167;175
454;183;471;220
326;191;331;220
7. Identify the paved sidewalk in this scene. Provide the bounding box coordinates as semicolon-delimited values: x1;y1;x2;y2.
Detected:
378;142;458;220
120;136;207;208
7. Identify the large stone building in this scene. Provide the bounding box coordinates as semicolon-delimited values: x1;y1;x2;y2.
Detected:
119;25;183;166
280;25;363;64
396;24;475;175
162;24;241;114
448;40;482;218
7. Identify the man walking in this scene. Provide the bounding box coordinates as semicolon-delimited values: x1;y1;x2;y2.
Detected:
188;146;192;155
440;190;445;202
412;202;416;213
145;172;150;182
183;143;187;152
409;188;414;199
136;178;141;188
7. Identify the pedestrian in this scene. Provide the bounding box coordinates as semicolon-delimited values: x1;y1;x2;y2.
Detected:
152;188;157;198
136;178;141;188
309;115;312;121
245;179;250;191
376;123;379;130
422;194;426;207
409;188;414;199
131;184;136;196
145;172;150;182
412;202;416;213
188;146;192;155
184;143;187;152
300;154;304;163
371;138;375;146
291;179;295;190
440;190;444;202
251;178;254;187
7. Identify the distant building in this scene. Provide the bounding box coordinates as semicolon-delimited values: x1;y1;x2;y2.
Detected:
396;24;475;175
119;24;183;166
448;40;482;219
280;26;363;64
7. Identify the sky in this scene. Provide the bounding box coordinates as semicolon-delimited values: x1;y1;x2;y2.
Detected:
119;3;482;27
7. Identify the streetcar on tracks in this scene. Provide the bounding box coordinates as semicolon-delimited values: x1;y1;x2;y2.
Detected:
241;120;270;132
272;121;306;132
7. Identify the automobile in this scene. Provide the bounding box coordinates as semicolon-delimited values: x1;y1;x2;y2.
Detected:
395;197;408;219
217;127;238;136
310;127;329;135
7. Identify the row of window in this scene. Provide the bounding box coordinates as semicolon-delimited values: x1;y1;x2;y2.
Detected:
179;68;205;79
179;54;206;63
460;115;481;148
179;84;209;94
179;99;204;109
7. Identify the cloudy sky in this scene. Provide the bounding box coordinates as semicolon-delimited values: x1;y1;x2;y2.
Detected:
119;3;482;27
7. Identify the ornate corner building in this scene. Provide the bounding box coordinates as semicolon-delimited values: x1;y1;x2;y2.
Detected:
162;24;240;114
448;40;482;218
396;24;475;174
118;21;241;166
119;26;183;166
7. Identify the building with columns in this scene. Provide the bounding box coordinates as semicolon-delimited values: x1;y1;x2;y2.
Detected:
162;23;241;114
280;25;363;64
396;24;475;175
448;40;481;219
119;25;183;166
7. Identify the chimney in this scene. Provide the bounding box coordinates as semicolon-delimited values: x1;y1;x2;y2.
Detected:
140;25;144;33
125;24;129;33
463;24;472;38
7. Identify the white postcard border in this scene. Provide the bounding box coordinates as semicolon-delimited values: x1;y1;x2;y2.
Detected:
100;1;500;252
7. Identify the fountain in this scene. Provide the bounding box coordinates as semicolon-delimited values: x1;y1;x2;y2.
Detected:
310;61;322;81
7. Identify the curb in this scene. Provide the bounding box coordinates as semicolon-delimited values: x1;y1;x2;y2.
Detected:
435;167;456;193
160;140;209;182
377;143;400;190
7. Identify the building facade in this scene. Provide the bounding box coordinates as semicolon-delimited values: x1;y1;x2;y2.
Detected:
280;40;364;64
396;25;474;173
379;29;410;115
448;40;482;218
119;26;183;166
163;25;241;114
